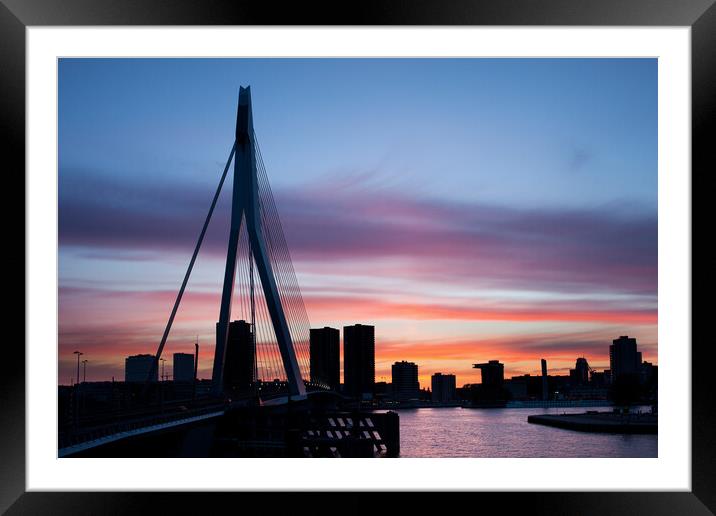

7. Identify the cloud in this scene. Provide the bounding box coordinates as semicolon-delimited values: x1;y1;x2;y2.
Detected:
59;169;657;297
57;168;657;384
303;295;656;325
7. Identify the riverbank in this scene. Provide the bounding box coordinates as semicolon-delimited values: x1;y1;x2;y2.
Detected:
527;411;657;434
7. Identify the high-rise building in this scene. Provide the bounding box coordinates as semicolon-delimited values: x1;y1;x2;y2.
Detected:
473;360;504;387
640;361;657;384
391;361;419;401
173;352;195;383
125;354;157;383
343;324;375;399
604;369;613;385
590;370;608;387
541;359;549;401
504;376;529;399
219;320;255;394
431;372;457;402
569;357;590;385
310;327;340;390
609;336;641;379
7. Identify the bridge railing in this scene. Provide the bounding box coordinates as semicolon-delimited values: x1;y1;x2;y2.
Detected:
59;402;225;451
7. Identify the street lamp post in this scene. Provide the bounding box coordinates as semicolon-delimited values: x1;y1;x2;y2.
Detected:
73;351;83;386
81;359;88;383
159;357;167;412
193;340;199;400
72;351;83;429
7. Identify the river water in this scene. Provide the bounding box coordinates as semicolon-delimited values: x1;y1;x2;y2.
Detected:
391;406;657;458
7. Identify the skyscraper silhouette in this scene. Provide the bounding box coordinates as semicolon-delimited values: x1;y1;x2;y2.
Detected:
310;327;340;390
570;357;590;385
219;320;255;394
173;353;195;383
609;336;641;380
392;361;419;401
125;354;157;383
473;360;505;387
431;372;457;402
343;324;375;399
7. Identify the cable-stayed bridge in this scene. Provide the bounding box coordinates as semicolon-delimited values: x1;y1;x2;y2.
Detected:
59;87;399;458
147;85;312;402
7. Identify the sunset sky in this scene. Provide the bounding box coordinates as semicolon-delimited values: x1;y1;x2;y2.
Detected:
58;58;657;387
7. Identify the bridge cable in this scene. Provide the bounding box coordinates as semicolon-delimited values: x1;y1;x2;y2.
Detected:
144;142;237;391
254;137;313;378
255;149;312;379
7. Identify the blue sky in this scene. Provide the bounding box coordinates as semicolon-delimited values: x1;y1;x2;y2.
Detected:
59;58;656;207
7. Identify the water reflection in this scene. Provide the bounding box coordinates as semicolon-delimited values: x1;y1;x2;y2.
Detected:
390;406;657;458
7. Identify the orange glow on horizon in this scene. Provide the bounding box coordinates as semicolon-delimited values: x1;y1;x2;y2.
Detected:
58;288;657;386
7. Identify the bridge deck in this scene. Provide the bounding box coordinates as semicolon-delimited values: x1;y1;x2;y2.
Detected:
59;409;225;457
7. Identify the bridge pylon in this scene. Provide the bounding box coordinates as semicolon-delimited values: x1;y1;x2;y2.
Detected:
211;86;306;398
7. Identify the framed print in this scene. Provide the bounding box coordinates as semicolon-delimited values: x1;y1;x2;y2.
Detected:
4;0;715;513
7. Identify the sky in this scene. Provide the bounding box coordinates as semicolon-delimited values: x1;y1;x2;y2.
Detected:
58;58;657;387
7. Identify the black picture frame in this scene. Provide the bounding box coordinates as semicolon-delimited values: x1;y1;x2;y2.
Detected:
3;0;714;513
